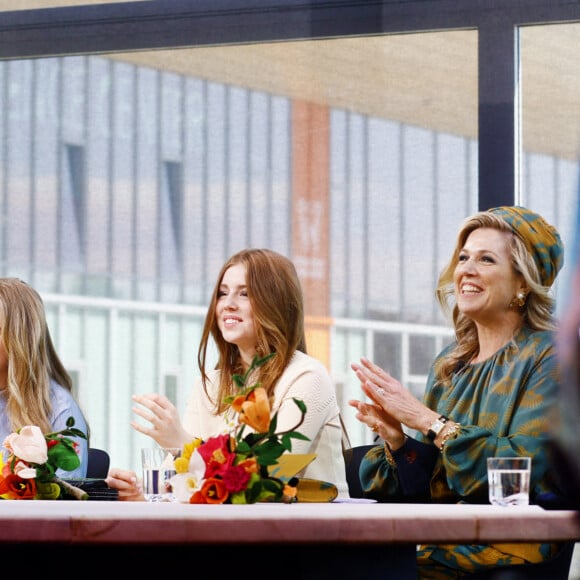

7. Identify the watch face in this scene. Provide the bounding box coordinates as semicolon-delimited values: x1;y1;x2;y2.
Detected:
427;416;448;440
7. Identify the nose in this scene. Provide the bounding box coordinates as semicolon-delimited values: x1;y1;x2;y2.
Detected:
457;257;476;274
222;294;238;309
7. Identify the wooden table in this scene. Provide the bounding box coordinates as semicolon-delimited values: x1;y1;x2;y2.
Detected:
1;501;578;578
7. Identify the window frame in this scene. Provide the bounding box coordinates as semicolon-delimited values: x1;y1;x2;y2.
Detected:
0;1;580;208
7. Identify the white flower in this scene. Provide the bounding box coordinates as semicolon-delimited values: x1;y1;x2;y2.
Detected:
13;460;37;479
169;450;206;503
5;426;48;465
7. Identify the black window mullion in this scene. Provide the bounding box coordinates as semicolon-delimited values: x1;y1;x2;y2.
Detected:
478;20;517;210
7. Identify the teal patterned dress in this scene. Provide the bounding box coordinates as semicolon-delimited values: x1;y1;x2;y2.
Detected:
359;326;564;578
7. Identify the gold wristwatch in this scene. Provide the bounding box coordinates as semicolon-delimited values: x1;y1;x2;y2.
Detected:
427;414;448;441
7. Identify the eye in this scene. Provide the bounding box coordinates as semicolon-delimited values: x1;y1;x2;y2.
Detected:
217;289;227;298
481;255;496;264
458;253;468;263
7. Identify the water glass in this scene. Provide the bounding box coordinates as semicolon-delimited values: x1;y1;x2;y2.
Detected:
487;456;531;506
141;447;180;502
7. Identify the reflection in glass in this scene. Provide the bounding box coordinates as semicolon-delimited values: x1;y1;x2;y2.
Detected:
520;23;580;287
0;32;482;466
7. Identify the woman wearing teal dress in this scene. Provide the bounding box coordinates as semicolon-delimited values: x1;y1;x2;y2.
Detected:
349;206;566;578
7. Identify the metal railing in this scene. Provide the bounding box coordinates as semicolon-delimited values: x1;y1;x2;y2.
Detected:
42;293;454;456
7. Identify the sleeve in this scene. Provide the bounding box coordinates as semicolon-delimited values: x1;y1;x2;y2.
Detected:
50;386;89;479
182;375;203;435
357;351;447;502
270;360;339;456
426;339;561;503
359;438;439;502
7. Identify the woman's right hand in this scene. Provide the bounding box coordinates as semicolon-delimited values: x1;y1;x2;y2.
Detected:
131;393;191;449
105;468;145;501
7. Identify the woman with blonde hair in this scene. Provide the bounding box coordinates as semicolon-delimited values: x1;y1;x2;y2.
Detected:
0;278;89;478
108;248;348;499
349;206;567;577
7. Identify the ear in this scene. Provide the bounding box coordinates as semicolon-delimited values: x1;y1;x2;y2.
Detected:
515;275;528;297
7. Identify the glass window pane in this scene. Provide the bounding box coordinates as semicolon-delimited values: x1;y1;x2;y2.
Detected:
0;31;477;465
520;23;580;300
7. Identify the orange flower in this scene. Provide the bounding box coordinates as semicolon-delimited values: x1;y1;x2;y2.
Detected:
190;477;229;504
235;387;271;433
171;355;309;505
0;472;37;499
236;456;258;474
283;483;298;501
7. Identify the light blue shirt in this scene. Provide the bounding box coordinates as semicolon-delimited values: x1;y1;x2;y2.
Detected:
0;380;88;478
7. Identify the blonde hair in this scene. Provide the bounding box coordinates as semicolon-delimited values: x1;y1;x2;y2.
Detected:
434;212;557;386
197;249;307;414
0;278;75;434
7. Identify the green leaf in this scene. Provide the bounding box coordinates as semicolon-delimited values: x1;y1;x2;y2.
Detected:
232;373;246;388
245;477;283;503
253;439;287;465
229;490;248;504
256;477;284;502
282;431;310;443
245;477;263;503
46;417;87;441
235;440;252;455
46;439;81;472
238;353;276;389
292;398;307;414
36;481;62;500
268;413;278;434
241;431;267;447
225;353;276;405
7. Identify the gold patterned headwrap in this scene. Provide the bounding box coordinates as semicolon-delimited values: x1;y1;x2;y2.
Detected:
488;206;564;288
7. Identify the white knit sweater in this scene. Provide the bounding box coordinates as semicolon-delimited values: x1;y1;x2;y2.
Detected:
182;350;349;498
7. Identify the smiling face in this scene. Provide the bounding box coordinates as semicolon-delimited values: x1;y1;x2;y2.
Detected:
216;262;257;366
453;227;526;327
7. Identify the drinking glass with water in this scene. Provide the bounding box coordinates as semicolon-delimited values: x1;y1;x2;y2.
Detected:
141;447;180;502
487;456;531;506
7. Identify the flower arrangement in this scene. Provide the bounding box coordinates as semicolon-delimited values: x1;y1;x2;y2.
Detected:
0;417;88;500
170;353;309;504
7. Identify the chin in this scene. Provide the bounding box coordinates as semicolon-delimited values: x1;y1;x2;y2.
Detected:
221;332;241;344
458;305;481;317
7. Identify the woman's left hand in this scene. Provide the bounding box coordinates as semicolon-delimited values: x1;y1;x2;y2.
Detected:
105;468;145;501
351;357;431;437
348;397;406;449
